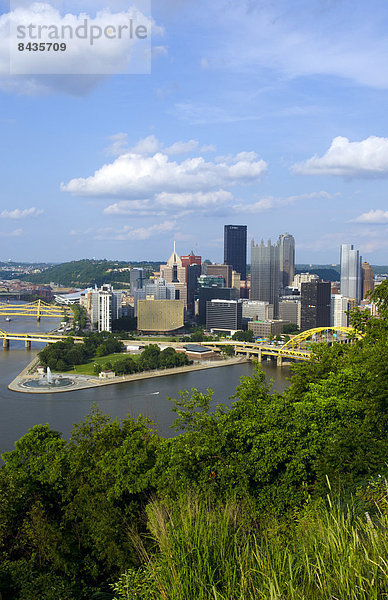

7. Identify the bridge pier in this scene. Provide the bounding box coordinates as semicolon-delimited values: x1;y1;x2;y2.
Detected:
3;338;9;349
257;348;262;362
25;340;31;350
277;355;283;367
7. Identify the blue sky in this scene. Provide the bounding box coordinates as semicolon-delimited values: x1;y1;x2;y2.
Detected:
1;0;388;264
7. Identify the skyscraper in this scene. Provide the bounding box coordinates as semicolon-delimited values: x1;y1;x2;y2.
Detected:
361;262;374;299
278;233;295;289
301;280;331;331
340;244;362;303
181;251;202;312
224;225;247;280
160;244;187;306
250;238;280;316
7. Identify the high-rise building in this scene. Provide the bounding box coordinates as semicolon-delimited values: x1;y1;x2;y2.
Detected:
330;295;357;328
279;299;301;329
130;268;144;293
197;286;238;324
160;244;187;306
278;233;295;289
291;272;319;291
224;225;247;280
88;284;122;332
186;264;201;311
181;251;201;271
206;299;242;332
242;300;274;322
340;244;362;303
250;238;280;316
301;280;331;331
361;262;374;299
181;251;202;312
206;263;232;287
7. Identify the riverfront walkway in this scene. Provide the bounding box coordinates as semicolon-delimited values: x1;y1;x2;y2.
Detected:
9;356;248;394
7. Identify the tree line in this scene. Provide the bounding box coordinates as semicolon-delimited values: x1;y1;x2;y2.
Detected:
96;344;191;375
38;332;124;372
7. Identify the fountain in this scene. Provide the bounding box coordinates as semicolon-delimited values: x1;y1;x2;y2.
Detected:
22;366;75;390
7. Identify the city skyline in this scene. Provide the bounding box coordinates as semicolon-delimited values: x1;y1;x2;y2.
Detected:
1;1;388;263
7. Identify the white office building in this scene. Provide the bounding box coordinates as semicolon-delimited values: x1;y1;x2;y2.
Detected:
242;300;274;321
330;294;357;328
87;284;122;332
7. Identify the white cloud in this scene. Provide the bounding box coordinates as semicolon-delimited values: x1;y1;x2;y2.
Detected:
164;139;199;155
0;2;163;94
103;190;233;217
130;135;162;155
292;136;388;177
0;207;43;219
200;144;216;153
129;135;199;156
61;149;267;198
71;220;177;241
105;133;128;156
353;209;388;223
156;190;233;208
233;190;334;213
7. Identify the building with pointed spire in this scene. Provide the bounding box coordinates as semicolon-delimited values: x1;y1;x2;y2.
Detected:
160;243;188;306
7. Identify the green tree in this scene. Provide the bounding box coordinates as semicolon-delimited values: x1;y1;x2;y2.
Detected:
232;330;254;342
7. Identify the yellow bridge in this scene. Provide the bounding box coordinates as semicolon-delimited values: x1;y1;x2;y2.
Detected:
0;299;72;321
203;326;361;367
0;329;83;349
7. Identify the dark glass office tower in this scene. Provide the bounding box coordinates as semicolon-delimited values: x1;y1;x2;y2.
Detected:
300;280;331;331
278;233;295;289
224;225;247;280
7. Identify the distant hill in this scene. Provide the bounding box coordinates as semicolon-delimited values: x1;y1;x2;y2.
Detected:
371;265;388;275
24;259;162;287
295;265;340;281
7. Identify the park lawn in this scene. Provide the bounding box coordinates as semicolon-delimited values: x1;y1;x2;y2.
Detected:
67;352;137;376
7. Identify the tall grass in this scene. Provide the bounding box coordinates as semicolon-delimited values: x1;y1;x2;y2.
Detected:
113;494;388;600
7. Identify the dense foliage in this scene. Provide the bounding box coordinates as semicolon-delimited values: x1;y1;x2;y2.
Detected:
97;344;192;376
24;259;161;287
0;282;387;598
38;332;124;371
112;316;137;333
232;329;254;341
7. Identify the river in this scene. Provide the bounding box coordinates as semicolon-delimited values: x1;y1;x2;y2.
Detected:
0;313;291;455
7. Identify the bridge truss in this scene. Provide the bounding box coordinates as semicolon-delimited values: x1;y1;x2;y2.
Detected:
0;299;72;320
203;326;361;366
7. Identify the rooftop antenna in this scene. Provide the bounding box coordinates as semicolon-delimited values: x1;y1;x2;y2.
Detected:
173;240;176;254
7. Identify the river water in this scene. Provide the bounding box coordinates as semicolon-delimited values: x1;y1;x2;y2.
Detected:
0;314;291;455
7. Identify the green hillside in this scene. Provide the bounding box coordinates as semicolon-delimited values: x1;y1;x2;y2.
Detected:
25;259;162;287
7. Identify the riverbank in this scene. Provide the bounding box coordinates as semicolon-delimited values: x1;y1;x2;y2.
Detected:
8;355;249;394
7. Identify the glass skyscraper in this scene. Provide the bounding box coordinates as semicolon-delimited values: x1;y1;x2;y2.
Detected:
340;244;362;303
278;233;295;289
250;238;280;316
224;225;247;280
